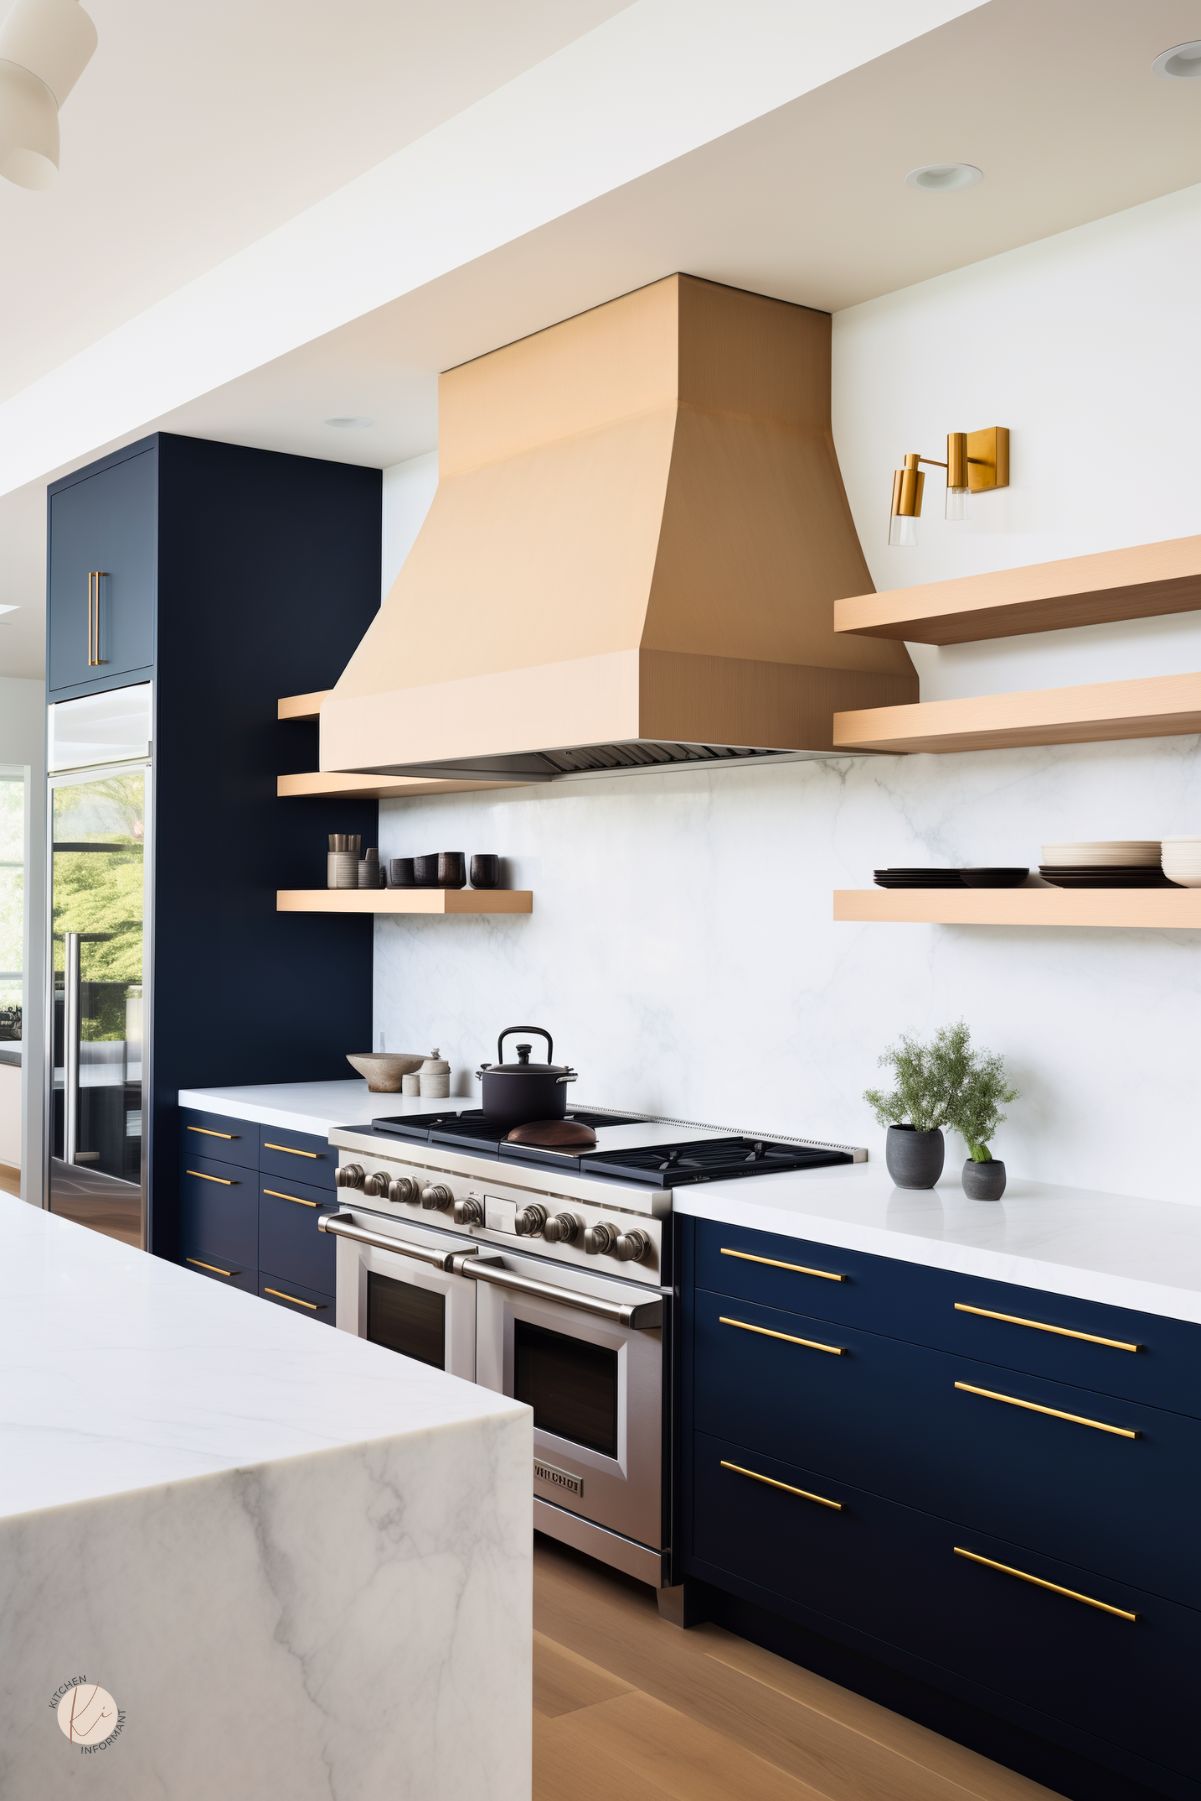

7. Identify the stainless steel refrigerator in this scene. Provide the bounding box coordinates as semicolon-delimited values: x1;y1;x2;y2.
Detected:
45;686;152;1248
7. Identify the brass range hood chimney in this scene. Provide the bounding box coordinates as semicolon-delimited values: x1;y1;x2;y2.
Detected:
321;275;916;783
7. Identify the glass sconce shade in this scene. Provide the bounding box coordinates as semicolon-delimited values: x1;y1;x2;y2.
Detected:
889;513;919;548
944;486;967;522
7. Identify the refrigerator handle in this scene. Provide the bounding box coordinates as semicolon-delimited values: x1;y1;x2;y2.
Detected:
63;932;81;1166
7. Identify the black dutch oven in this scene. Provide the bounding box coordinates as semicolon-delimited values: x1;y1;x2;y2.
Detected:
476;1027;577;1129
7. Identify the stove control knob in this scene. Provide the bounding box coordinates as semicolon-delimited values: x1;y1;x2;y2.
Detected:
583;1222;618;1256
453;1194;484;1226
388;1175;420;1206
363;1171;390;1198
421;1182;454;1213
543;1211;580;1245
515;1203;548;1238
612;1229;651;1265
335;1163;365;1191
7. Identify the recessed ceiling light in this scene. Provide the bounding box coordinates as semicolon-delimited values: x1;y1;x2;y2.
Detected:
905;163;983;193
1153;40;1201;79
323;415;374;429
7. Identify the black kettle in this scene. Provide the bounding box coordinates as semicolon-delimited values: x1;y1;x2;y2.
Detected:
476;1027;578;1128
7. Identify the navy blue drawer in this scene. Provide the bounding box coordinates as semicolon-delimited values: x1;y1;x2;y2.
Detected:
179;1108;259;1172
692;1288;1201;1609
258;1269;335;1326
258;1126;337;1190
258;1175;337;1294
180;1154;257;1267
691;1218;1201;1419
180;1250;256;1293
689;1431;1201;1784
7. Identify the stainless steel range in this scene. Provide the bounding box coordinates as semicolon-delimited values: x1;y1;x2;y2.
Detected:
323;1105;863;1590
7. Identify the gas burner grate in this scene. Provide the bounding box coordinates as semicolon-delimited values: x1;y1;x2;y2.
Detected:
578;1137;853;1188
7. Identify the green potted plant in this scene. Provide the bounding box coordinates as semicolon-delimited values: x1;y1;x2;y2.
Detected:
864;1022;975;1189
946;1042;1019;1201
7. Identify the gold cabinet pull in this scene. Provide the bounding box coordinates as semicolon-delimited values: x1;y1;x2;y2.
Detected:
720;1459;842;1511
953;1547;1137;1622
263;1187;318;1208
263;1141;320;1159
720;1247;845;1283
954;1302;1140;1354
86;571;107;666
720;1315;844;1356
263;1286;322;1311
85;571;94;665
187;1125;237;1141
186;1256;235;1278
954;1380;1136;1439
186;1168;237;1186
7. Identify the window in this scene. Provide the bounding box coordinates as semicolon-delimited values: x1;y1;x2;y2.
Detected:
0;773;23;1043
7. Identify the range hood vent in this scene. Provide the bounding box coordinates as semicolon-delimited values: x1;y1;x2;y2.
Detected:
321;275;916;782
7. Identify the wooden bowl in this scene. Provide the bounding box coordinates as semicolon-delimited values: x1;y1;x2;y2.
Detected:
346;1052;426;1093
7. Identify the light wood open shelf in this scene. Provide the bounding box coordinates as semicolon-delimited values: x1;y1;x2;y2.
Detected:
835;888;1201;930
833;672;1201;755
278;771;514;800
833;535;1201;645
278;689;331;722
277;888;533;915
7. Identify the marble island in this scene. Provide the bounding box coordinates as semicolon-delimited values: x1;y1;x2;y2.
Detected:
0;1194;531;1800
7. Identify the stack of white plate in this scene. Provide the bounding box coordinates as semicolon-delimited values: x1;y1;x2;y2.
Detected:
1039;842;1170;888
1161;838;1201;888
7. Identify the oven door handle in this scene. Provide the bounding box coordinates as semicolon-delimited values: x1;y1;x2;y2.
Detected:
453;1252;663;1329
318;1211;459;1271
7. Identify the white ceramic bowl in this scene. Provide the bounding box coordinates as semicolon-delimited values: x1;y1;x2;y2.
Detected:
1160;852;1201;888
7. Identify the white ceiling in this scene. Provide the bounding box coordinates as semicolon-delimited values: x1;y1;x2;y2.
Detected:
0;0;629;403
158;0;1201;473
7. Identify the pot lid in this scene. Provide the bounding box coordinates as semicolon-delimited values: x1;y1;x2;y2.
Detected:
480;1026;575;1078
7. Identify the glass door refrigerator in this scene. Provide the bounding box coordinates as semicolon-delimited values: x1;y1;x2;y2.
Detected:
46;686;152;1248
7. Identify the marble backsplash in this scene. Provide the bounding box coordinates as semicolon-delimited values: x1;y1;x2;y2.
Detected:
375;732;1201;1207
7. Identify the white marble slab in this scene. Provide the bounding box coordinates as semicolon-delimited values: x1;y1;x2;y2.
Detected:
0;1197;531;1799
676;1163;1201;1325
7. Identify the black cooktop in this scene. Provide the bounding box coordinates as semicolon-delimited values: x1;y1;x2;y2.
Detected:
368;1108;852;1187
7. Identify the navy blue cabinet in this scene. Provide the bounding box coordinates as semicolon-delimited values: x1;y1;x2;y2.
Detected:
47;434;381;1260
679;1216;1201;1801
47;445;157;696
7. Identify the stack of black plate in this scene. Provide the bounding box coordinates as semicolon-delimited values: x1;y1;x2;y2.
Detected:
874;868;1028;889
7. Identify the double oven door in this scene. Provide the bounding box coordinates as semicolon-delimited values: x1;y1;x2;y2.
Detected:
330;1207;666;1566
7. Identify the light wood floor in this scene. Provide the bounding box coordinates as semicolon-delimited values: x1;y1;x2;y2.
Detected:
0;1163;19;1196
533;1540;1059;1801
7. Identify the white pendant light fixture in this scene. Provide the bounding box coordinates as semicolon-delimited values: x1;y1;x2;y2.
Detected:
0;0;97;190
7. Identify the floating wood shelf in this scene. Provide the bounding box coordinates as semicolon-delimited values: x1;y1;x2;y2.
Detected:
833;672;1201;755
278;772;514;800
834;888;1201;930
277;889;533;915
278;689;331;722
834;535;1201;645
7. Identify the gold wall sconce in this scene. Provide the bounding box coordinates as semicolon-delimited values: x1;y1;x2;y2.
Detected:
889;426;1009;546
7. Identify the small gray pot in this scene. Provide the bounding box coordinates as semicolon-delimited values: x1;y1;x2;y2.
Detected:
962;1157;1007;1202
885;1125;945;1189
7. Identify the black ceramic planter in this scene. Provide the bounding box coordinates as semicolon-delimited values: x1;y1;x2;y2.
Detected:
962;1157;1007;1201
885;1124;945;1189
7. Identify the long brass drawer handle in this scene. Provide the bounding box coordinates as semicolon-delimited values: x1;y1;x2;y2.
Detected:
263;1286;323;1312
186;1168;237;1186
953;1547;1137;1622
263;1187;318;1209
720;1248;845;1283
954;1302;1140;1354
263;1142;320;1159
186;1256;235;1278
186;1125;237;1141
720;1315;845;1356
720;1459;842;1511
954;1380;1136;1439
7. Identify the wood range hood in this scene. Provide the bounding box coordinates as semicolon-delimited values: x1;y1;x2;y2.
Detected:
321;275;916;783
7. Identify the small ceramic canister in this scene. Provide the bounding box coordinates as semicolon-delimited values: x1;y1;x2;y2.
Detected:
418;1049;451;1099
327;851;359;889
401;1072;421;1097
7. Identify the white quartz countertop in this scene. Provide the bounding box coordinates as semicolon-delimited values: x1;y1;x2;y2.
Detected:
0;1193;523;1521
676;1164;1201;1325
177;1077;392;1136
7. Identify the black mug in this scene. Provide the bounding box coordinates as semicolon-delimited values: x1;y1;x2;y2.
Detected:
413;854;439;887
470;854;500;889
389;857;415;888
438;851;466;890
